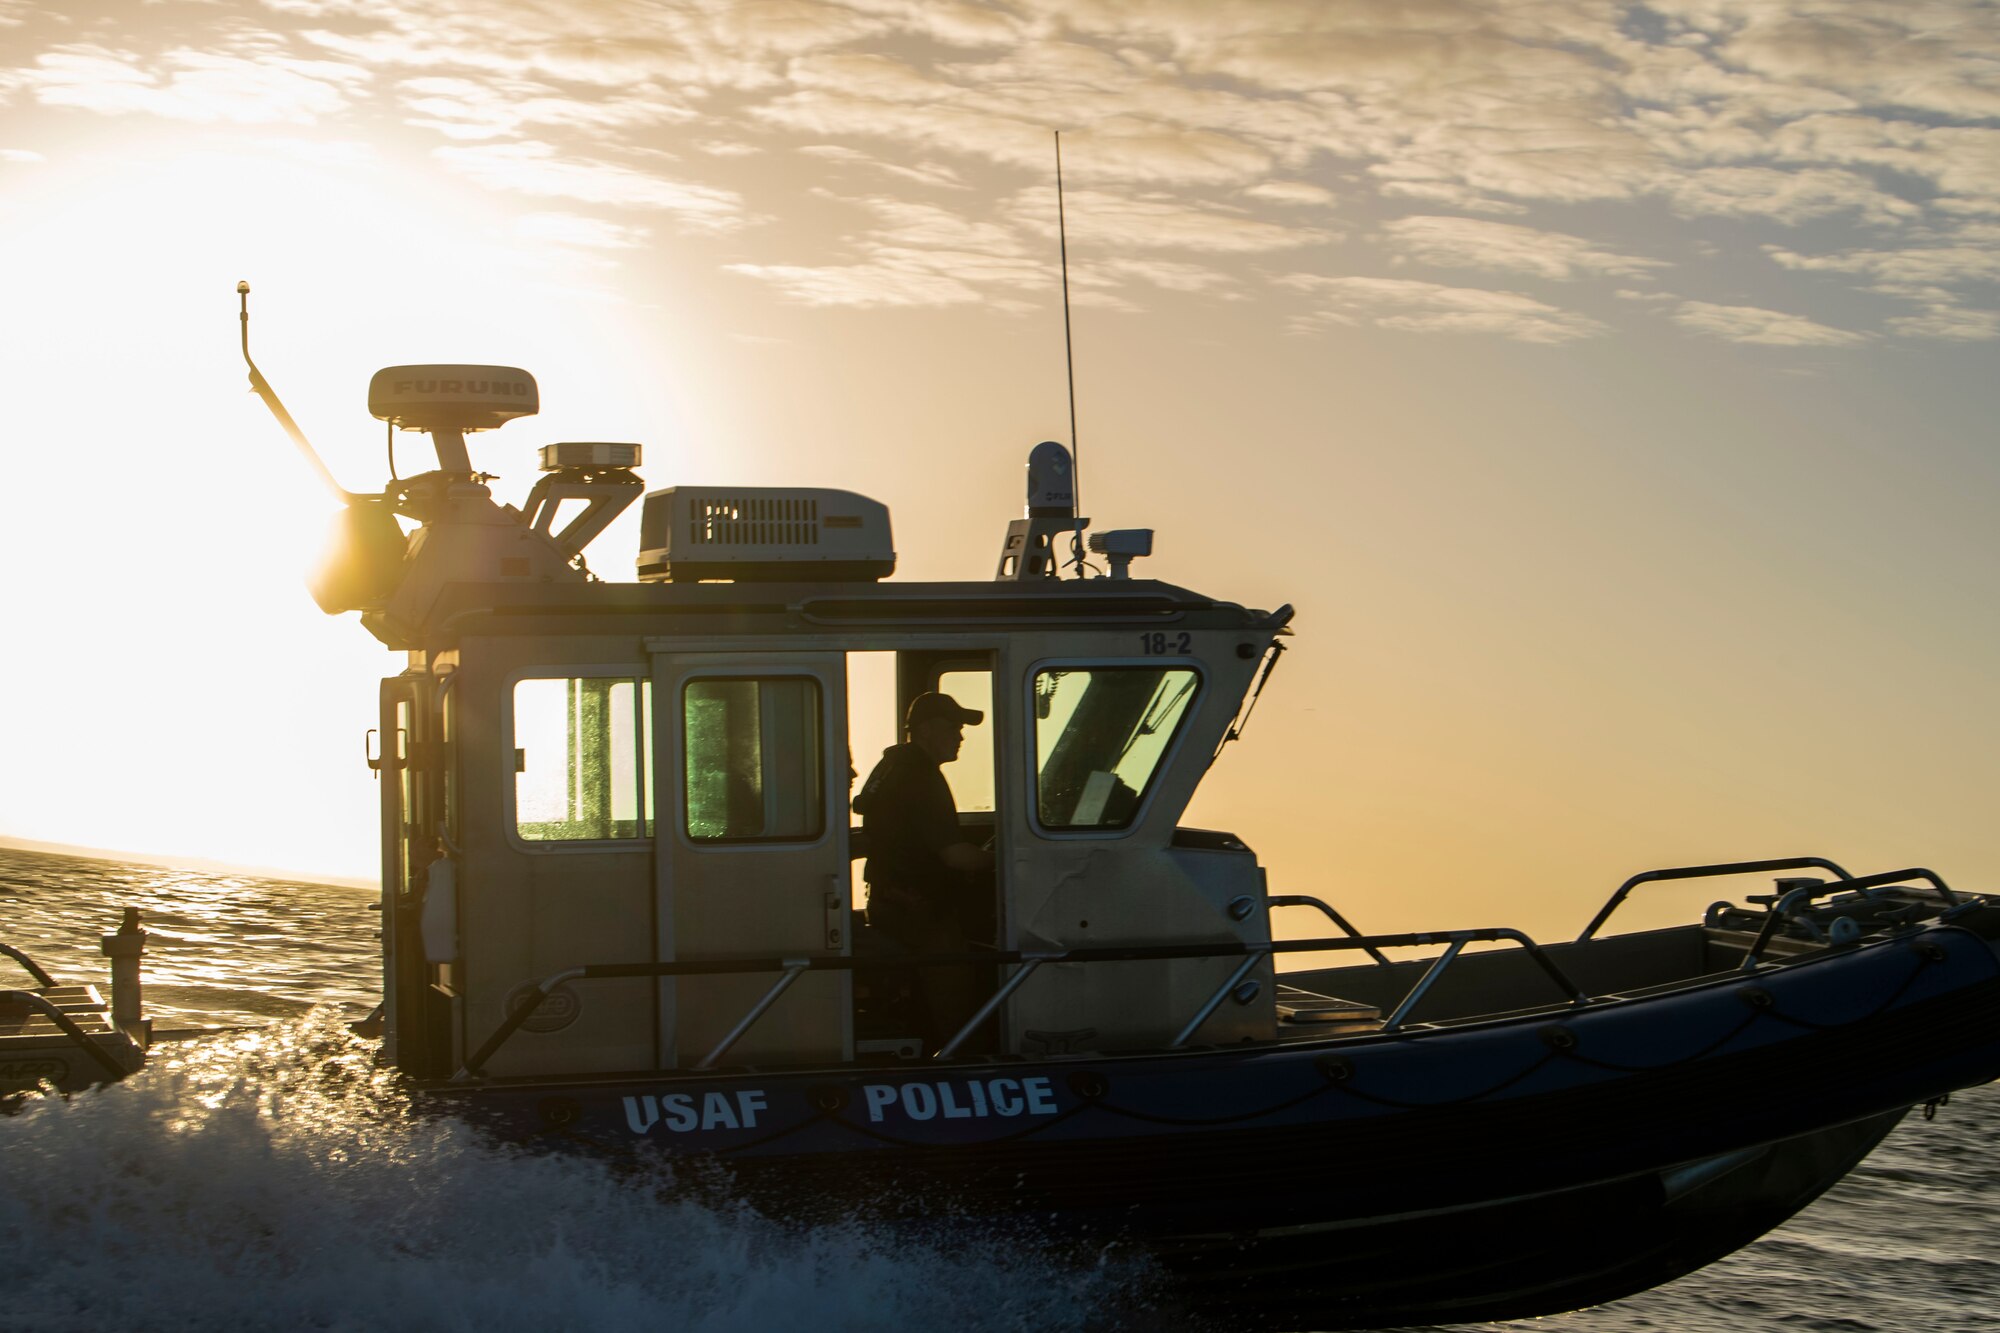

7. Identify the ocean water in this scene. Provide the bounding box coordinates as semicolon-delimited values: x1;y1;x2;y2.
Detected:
3;845;1997;1332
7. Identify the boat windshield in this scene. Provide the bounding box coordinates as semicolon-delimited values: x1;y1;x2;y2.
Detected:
1033;666;1200;830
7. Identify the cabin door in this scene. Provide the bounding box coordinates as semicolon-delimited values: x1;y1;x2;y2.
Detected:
652;652;851;1068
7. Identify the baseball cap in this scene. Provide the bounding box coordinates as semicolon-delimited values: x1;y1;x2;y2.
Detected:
906;691;983;730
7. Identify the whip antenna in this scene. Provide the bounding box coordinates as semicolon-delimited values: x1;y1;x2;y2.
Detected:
1055;131;1084;577
238;280;358;503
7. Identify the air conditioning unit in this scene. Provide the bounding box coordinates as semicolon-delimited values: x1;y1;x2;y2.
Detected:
637;487;895;583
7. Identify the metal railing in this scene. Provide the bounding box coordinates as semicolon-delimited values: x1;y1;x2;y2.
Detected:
1576;856;1858;943
0;942;56;988
0;990;131;1080
1738;867;1959;972
454;927;1590;1081
1268;895;1391;966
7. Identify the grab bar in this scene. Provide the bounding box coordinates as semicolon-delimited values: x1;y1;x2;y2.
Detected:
1577;856;1856;943
455;927;1592;1079
1268;896;1390;965
697;961;808;1069
936;953;1061;1059
0;943;56;988
1739;868;1959;972
1383;939;1466;1032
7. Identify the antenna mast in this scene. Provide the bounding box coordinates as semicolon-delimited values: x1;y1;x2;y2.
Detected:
1055;131;1084;578
238;280;358;503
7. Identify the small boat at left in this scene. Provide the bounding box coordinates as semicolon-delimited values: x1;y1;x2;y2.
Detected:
1;908;150;1096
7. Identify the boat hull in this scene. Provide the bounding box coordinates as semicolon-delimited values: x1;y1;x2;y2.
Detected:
424;921;2000;1327
1159;1109;1904;1328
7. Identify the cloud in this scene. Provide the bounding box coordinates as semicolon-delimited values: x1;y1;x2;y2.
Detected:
1098;257;1234;293
832;192;1022;252
19;0;1998;337
733;187;1250;310
1671;299;1867;346
1885;305;2000;340
1374;178;1530;216
1009;188;1332;252
1381;215;1668;281
755;83;1285;187
1768;116;2000;216
1766;241;2000;289
798;143;969;189
727;190;1042;308
18;42;367;125
434;140;746;229
1243;180;1335;207
1694;2;2000;121
397;74;697;142
1278;273;1608;343
1;147;44;162
1666;166;1918;225
839;0;1027;49
724;250;1042;309
513;211;651;249
292;0;892;89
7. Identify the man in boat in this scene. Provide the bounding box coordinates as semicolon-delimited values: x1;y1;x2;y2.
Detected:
854;691;994;1047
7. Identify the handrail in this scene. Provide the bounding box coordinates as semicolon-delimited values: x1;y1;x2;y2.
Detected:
1739;867;1959;972
0;943;56;988
453;927;1590;1080
0;990;130;1080
1384;939;1465;1032
1577;856;1857;943
936;953;1059;1059
697;961;808;1069
1268;895;1390;965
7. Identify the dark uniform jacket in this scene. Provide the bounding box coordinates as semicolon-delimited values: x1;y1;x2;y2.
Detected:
853;742;964;939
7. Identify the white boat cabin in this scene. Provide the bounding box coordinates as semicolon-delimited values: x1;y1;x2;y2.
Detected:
319;364;1292;1081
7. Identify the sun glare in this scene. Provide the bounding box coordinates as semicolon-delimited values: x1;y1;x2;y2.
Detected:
0;127;689;876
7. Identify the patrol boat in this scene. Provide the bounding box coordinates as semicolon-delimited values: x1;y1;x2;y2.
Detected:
240;285;2000;1329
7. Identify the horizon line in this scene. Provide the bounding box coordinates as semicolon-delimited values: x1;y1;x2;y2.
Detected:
0;834;377;892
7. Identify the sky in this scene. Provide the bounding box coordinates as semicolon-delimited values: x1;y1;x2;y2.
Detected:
0;0;1995;942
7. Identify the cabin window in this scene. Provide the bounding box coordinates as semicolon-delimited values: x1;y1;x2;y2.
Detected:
1032;667;1200;830
683;677;824;842
513;677;651;841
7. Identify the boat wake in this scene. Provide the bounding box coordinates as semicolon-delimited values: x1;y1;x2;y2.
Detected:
1;1012;1167;1332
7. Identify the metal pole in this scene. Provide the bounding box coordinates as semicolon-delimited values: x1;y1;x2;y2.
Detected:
99;906;147;1041
936;956;1054;1059
1382;939;1466;1032
453;967;585;1081
1055;130;1084;577
697;962;809;1069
